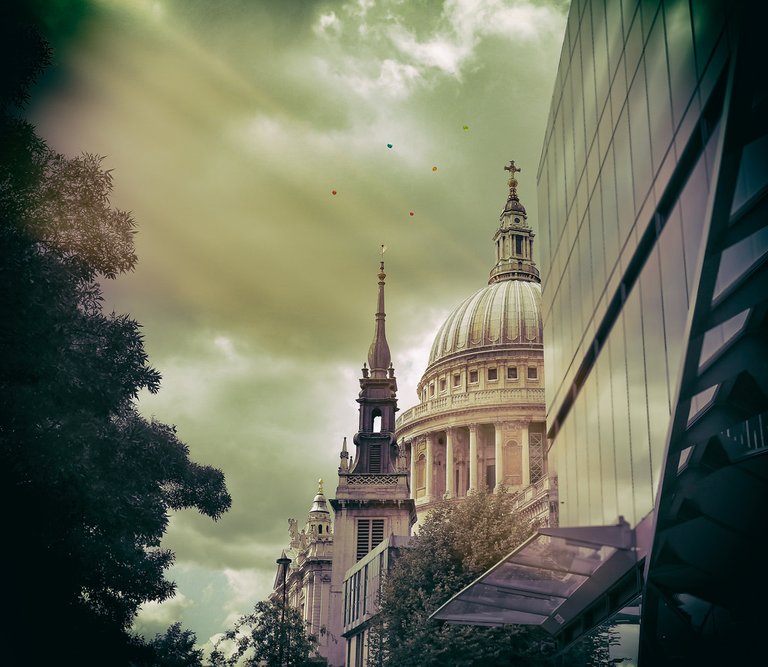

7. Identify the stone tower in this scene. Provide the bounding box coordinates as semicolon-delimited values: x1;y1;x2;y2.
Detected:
327;258;416;667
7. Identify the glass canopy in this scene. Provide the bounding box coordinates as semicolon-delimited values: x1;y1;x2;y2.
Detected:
431;519;638;635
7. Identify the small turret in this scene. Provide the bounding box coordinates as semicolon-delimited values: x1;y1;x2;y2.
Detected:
339;437;349;472
306;479;332;540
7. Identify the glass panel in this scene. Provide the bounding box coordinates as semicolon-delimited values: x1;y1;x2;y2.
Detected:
583;370;605;524
592;0;610;114
613;106;635;242
677;152;710;301
487;558;582;590
698;309;750;369
577;223;594;333
609;315;636;525
601;149;620;273
624;6;644;84
564;411;578;526
628;61;653;210
731;134;768;214
712;226;768;302
575;392;590;524
581;2;598;140
596;342;619;523
658;210;689;398
512;535;618;577
639;245;670;495
644;10;674;172
563;79;576;209
663;0;697;129
605;0;625;82
687;385;718;426
624;285;654;520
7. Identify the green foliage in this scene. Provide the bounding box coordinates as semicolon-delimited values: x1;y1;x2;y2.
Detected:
1;10;230;665
211;599;319;667
134;623;205;667
372;488;554;666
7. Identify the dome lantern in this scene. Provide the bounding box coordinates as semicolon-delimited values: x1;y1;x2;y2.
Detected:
489;161;540;284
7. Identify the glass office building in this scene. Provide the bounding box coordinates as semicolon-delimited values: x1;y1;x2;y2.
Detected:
537;0;768;662
433;0;766;663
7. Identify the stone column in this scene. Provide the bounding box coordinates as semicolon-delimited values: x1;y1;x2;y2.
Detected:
521;424;530;486
408;440;416;496
494;422;504;491
425;432;435;501
468;424;478;492
445;427;455;498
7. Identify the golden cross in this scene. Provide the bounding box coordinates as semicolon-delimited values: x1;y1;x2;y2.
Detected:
504;160;521;176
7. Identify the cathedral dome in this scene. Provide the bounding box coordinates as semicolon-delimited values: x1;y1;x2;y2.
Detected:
427;279;543;369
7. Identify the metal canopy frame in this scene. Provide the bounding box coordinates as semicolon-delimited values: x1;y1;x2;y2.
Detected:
431;519;639;636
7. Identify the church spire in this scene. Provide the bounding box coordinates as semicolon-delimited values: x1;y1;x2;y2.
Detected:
350;252;399;470
489;160;540;285
367;247;392;379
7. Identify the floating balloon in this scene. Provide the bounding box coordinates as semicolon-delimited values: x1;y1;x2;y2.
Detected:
409;211;415;216
387;143;393;148
432;166;438;171
463;124;469;131
331;190;337;195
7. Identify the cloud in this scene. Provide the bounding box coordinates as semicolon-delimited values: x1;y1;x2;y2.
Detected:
134;591;193;638
34;0;568;651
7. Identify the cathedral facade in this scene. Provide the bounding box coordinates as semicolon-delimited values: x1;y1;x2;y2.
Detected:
270;164;553;666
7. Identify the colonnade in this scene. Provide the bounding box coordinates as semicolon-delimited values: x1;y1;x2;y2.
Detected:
405;422;532;503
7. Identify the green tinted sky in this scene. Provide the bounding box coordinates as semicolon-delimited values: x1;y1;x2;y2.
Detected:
31;0;568;650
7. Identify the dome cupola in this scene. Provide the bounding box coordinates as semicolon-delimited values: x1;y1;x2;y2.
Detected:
489;161;540;284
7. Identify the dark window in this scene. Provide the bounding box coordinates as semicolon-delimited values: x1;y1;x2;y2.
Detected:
488;368;498;381
429;382;435;397
440;378;446;391
356;519;385;561
469;370;479;383
486;464;496;490
507;366;518;380
369;444;381;473
528;366;538;380
453;373;461;386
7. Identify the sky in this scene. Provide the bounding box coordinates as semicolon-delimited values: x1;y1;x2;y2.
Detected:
29;0;569;651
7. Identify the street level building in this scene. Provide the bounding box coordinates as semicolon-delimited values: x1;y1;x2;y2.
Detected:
434;1;768;665
341;535;412;667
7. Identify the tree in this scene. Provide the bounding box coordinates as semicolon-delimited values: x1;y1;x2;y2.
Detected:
1;5;231;663
371;488;554;667
211;599;319;667
134;622;205;667
372;489;621;666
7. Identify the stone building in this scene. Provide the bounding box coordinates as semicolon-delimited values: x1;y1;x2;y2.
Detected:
396;164;552;527
270;480;334;663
